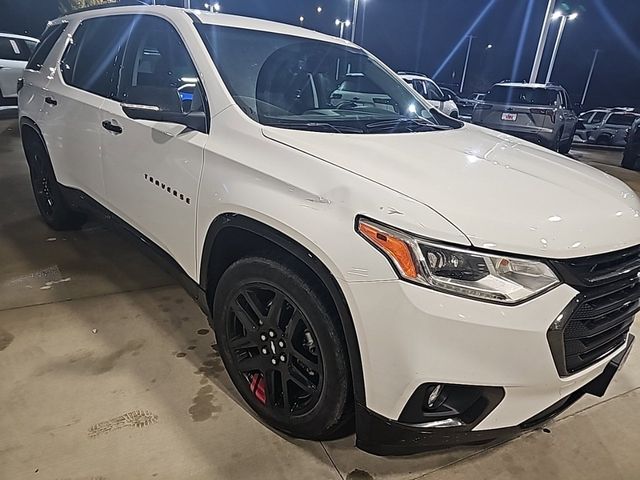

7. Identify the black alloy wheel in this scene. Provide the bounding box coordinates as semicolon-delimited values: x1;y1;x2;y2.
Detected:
31;150;56;219
213;256;353;440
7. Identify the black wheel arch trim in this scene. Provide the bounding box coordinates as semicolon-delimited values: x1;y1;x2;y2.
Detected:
19;116;45;143
200;213;366;407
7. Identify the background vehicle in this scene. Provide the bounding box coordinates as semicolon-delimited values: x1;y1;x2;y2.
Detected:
329;72;396;112
575;109;608;142
585;110;640;146
472;82;578;153
622;117;640;170
398;72;459;117
471;92;486;101
0;32;37;106
441;87;478;118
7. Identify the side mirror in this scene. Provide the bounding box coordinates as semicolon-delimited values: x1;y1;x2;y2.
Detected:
121;103;208;134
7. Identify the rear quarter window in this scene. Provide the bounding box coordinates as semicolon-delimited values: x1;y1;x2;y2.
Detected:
486;86;556;106
606;114;638;127
26;23;66;71
0;37;31;61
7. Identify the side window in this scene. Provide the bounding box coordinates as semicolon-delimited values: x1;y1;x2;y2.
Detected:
591;111;606;124
425;80;444;101
26;23;67;71
564;91;574;110
0;37;31;61
61;16;136;98
118;16;204;114
412;80;426;96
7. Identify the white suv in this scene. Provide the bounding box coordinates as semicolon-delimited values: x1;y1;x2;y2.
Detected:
0;32;38;106
19;6;639;456
398;72;459;118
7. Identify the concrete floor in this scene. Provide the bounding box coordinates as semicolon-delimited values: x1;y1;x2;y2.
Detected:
1;114;640;480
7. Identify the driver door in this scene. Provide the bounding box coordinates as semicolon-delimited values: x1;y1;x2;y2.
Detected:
100;15;208;275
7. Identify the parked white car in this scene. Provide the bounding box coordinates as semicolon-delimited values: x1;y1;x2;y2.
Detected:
398;72;459;118
329;72;396;112
0;32;38;106
19;5;639;456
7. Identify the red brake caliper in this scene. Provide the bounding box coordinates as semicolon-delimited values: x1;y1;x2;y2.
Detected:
250;373;267;405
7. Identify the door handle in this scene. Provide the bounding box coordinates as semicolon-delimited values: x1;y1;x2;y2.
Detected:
44;96;57;106
102;120;123;134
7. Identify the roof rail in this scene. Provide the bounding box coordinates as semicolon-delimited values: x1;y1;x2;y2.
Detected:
64;0;150;15
397;71;426;77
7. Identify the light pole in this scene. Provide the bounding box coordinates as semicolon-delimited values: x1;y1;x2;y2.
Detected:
530;0;556;83
581;49;600;106
203;2;220;12
459;36;474;94
545;11;578;84
335;19;351;39
350;0;360;43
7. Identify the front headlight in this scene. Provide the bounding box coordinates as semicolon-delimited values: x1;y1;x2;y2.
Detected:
357;218;559;304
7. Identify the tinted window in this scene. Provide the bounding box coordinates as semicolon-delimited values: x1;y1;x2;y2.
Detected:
118;16;203;114
26;23;65;71
0;37;31;61
606;114;638;127
425;80;444;101
411;80;426;96
339;74;385;94
61;16;135;98
589;111;606;124
486;86;556;106
562;90;573;110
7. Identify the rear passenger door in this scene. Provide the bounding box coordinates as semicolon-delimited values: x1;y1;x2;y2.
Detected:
43;15;133;201
100;15;208;275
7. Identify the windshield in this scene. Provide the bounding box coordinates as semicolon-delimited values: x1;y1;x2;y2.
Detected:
486;86;557;106
197;25;456;134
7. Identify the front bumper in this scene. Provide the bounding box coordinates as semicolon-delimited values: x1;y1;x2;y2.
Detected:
343;278;635;455
355;335;634;456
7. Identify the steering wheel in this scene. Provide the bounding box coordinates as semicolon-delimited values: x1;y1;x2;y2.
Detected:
336;101;359;110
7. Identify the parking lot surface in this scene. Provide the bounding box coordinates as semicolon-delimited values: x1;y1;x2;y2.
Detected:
1;117;639;479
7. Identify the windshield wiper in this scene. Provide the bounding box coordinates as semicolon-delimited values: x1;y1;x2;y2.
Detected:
365;118;451;133
263;120;364;134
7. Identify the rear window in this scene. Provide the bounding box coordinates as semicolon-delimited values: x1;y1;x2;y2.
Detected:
0;37;31;62
61;16;134;98
485;86;557;106
339;74;384;94
26;24;65;71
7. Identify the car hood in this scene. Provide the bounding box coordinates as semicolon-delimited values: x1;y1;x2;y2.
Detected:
263;124;640;258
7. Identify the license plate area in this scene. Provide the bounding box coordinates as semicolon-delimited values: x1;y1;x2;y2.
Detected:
501;112;518;121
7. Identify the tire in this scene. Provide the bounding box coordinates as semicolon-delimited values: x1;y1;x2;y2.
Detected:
23;134;86;231
559;127;575;155
212;255;353;440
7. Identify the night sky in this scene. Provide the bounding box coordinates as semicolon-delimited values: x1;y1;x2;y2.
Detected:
2;0;639;109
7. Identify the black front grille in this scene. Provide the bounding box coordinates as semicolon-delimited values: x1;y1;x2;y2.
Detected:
548;246;640;376
552;244;640;289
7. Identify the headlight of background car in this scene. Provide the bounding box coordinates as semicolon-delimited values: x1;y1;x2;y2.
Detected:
358;218;559;304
